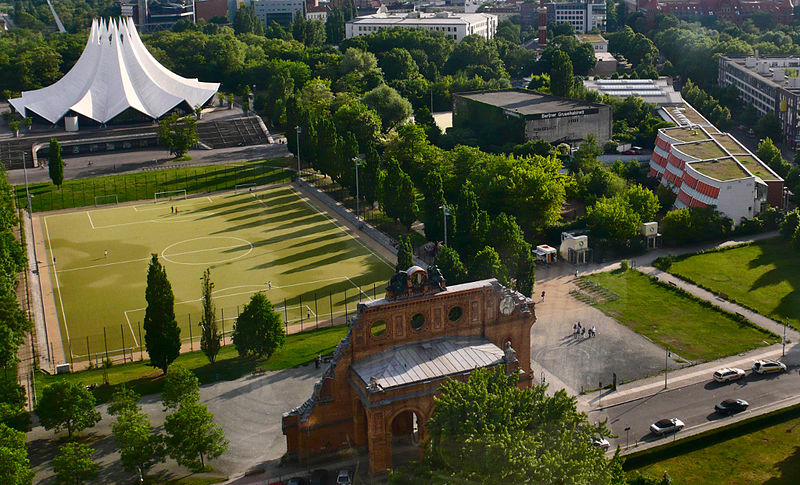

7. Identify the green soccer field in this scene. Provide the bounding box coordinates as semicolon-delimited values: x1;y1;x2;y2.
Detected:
40;184;395;362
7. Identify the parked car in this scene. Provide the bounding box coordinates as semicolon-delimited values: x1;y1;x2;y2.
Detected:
715;398;749;415
592;437;610;450
650;418;684;435
336;470;352;485
752;359;787;374
713;367;746;383
287;478;307;485
310;469;329;485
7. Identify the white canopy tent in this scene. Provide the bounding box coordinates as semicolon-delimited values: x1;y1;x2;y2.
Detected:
10;17;219;125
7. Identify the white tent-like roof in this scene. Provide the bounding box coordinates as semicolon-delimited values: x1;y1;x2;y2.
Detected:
10;17;219;124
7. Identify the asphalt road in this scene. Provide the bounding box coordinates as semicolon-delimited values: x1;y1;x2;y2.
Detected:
592;345;800;451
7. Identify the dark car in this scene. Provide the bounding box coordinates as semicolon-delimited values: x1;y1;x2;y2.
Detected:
715;398;749;415
287;478;307;485
310;469;329;485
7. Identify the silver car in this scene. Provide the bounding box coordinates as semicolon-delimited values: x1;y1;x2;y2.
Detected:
752;360;787;374
650;418;684;435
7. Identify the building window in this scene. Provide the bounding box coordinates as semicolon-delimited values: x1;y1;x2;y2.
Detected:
371;320;387;337
448;306;463;322
411;313;425;331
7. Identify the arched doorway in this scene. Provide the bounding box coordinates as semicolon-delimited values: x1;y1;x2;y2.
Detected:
389;409;423;468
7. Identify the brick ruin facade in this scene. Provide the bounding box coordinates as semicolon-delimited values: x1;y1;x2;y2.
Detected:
282;266;536;474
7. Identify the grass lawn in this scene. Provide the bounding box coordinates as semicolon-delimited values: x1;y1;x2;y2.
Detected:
667;238;800;330
628;413;800;484
585;270;778;361
41;184;394;363
16;158;293;212
35;325;348;404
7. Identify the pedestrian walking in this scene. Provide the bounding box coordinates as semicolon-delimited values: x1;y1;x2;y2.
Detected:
541;290;546;301
267;281;272;290
104;250;108;258
314;354;320;369
307;309;311;319
575;269;579;278
581;327;586;337
573;323;577;336
591;326;596;337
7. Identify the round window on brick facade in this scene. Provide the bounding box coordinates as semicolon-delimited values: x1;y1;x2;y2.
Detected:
448;306;463;322
410;313;425;330
371;320;386;337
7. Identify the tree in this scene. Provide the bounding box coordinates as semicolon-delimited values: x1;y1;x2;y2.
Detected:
469;246;508;285
325;8;346;44
0;381;31;432
108;386;140;417
362;84;413;132
756;112;782;143
756;137;790;178
586;196;641;241
165;401;228;471
549;49;573;97
396;235;414;272
111;400;166;481
402;367;620;484
233;4;264;35
0;290;31;369
232;292;285;359
36;382;101;438
199;268;221;364
780;208;800;238
143;254;181;374
379;48;419;81
453;181;489;263
624;184;660;222
0;423;34;485
157;113;199;158
570;133;601;173
48;138;64;187
434;245;467;285
161;364;200;410
381;159;418;229
421;170;446;242
53;442;97;485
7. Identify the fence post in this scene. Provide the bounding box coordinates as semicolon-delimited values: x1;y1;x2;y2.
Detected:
86;336;90;367
221;313;226;347
283;298;288;332
68;340;73;370
373;283;376;300
314;292;318;329
344;287;348;322
138;322;143;360
103;327;109;364
188;313;193;351
299;294;303;332
120;324;126;364
329;290;333;327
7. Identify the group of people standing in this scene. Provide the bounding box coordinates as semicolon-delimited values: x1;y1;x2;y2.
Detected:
573;322;596;338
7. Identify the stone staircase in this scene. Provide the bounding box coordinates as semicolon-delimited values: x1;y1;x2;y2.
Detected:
569;278;619;305
196;116;270;149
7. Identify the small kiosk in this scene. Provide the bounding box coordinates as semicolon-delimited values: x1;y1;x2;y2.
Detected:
559;232;590;265
642;222;662;250
534;244;558;264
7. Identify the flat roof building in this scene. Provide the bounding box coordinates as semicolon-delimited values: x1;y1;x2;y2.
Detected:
346;7;497;41
583;77;683;106
452;89;612;147
649;103;784;223
719;54;800;149
521;0;606;32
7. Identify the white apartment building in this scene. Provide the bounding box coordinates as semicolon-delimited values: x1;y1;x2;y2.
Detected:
550;0;606;33
346;7;497;41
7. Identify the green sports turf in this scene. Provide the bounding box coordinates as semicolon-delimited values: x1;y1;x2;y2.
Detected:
41;185;395;362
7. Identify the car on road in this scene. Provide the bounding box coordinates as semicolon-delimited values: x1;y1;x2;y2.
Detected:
752;359;787;374
715;398;749;415
713;367;746;383
336;470;353;485
650;418;684;435
287;478;307;485
592;437;610;450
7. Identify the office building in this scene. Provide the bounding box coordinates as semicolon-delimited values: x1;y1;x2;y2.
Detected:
346;8;497;41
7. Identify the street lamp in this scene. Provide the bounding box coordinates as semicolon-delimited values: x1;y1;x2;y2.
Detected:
439;204;450;246
783;322;787;357
664;349;671;389
353;156;362;221
295;125;302;182
624;426;630;448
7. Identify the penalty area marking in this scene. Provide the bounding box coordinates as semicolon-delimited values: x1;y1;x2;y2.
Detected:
44;217;71;347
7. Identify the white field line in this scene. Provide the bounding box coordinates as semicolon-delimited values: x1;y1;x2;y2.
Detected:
86;211;95;229
88;215;207;229
269;189;394;269
58;243;251;273
123;309;139;347
345;276;372;301
44;217;71;345
132;199;206;212
122;276;363;319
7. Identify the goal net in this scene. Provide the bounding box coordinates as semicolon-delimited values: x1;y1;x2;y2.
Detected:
234;183;257;194
94;194;118;206
154;189;188;203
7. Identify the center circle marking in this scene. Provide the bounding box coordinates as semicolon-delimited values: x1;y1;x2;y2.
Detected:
161;236;254;266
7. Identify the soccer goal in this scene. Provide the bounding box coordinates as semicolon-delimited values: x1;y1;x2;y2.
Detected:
234;183;257;194
94;194;119;206
154;189;187;203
